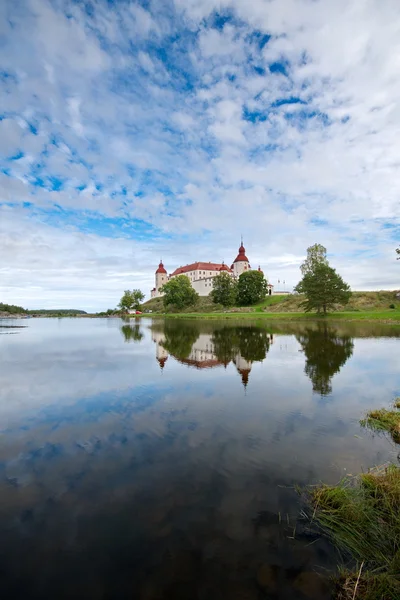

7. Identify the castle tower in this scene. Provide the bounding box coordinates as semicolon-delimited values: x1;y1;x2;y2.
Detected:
155;260;168;293
232;239;250;277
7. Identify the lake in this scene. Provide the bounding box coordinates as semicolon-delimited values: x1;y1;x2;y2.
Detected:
0;317;399;599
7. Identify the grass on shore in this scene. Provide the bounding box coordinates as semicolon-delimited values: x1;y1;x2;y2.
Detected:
360;401;400;444
141;291;400;323
141;309;400;323
310;464;400;599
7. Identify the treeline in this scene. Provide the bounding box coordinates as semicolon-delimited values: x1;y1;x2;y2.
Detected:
29;309;87;315
0;302;27;314
0;303;87;315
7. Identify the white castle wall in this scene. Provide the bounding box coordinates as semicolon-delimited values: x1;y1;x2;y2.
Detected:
192;277;217;296
233;260;249;277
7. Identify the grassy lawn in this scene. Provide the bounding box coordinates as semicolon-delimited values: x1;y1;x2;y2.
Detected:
140;310;400;323
141;291;400;323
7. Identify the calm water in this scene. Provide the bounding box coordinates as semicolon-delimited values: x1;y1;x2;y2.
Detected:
0;317;399;600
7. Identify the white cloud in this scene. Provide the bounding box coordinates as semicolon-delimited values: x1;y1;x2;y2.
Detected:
0;0;399;309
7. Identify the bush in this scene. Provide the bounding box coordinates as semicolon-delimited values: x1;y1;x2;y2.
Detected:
389;304;396;309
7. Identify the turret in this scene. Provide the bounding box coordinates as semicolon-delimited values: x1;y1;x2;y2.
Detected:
232;239;250;277
219;261;230;272
155;260;168;293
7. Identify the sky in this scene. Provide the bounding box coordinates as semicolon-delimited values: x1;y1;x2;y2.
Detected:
1;0;399;312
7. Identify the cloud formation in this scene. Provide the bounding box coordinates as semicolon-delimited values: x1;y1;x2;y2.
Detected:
1;0;399;310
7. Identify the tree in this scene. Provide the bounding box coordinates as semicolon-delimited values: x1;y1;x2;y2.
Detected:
300;243;329;275
236;270;268;306
118;289;145;312
161;275;199;310
295;263;351;314
210;272;237;307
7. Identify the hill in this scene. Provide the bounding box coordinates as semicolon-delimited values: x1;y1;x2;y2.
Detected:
142;290;400;316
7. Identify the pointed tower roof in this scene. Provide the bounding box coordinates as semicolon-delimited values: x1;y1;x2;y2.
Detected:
258;265;264;275
156;260;167;274
238;368;251;388
233;240;249;263
157;356;168;370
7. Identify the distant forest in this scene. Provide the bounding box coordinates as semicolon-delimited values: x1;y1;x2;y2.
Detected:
0;303;27;314
0;303;87;315
29;309;87;314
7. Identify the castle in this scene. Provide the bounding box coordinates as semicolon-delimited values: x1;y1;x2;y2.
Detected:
151;240;274;298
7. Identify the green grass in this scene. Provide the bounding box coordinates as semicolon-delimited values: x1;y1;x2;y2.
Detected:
141;291;400;323
361;402;400;444
310;465;400;599
140;309;400;324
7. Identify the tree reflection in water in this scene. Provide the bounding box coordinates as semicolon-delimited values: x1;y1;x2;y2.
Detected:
296;324;354;396
150;320;273;387
212;327;272;363
160;321;201;358
121;323;144;343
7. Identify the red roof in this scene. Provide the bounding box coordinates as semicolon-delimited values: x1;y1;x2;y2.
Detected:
237;368;251;387
233;243;249;263
219;262;230;272
156;261;167;274
157;357;168;369
170;262;232;277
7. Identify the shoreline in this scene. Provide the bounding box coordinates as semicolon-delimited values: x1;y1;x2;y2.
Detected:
2;311;400;325
139;311;400;324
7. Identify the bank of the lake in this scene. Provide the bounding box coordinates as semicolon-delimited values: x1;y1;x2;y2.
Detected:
141;290;400;324
140;310;400;323
309;400;400;600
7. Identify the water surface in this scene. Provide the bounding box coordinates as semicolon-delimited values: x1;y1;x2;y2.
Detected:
0;317;399;599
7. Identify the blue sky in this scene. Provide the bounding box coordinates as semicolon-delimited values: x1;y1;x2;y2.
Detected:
1;0;399;311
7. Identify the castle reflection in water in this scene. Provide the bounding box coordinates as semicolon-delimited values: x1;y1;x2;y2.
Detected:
151;324;274;388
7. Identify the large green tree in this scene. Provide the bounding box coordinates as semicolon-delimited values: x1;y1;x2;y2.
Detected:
300;243;329;275
161;275;199;310
118;289;145;312
210;272;237;307
295;263;351;314
236;270;268;306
